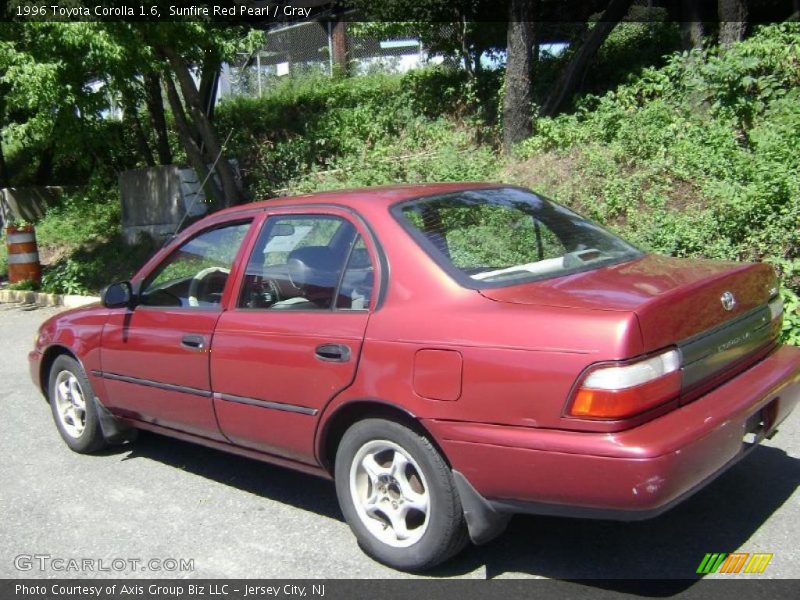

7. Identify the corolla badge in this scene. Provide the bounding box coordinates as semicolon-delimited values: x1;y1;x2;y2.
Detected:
721;291;737;311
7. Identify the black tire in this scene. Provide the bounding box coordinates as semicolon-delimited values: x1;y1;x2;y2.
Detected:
47;355;107;454
334;418;469;571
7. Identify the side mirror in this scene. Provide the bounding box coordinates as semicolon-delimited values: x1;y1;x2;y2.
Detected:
101;281;134;309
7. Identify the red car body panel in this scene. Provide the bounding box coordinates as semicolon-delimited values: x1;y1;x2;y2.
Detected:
28;182;800;522
210;309;369;463
482;254;776;351
425;344;800;513
100;308;225;439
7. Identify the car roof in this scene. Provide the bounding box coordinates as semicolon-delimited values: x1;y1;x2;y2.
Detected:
212;182;506;218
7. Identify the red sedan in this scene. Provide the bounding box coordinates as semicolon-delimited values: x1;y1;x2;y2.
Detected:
29;183;799;570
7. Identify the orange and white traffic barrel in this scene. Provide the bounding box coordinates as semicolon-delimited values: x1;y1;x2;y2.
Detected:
5;225;42;284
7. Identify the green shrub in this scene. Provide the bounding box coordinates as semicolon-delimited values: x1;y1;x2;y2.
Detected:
40;233;158;295
8;278;39;291
216;69;501;199
34;182;121;248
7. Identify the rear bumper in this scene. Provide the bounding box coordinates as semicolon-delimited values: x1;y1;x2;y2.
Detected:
425;344;800;519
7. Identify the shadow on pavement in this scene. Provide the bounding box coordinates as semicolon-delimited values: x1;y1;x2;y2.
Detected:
120;431;797;590
120;430;342;521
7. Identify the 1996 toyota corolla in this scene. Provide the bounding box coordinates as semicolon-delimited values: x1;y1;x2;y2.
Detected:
30;183;799;570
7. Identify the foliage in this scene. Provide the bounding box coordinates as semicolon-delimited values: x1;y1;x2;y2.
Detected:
8;278;38;291
216;69;500;199
579;19;683;100
0;243;6;278
0;22;141;183
513;23;800;343
0;20;263;187
39;233;159;296
32;182;158;294
34;183;121;246
40;258;91;295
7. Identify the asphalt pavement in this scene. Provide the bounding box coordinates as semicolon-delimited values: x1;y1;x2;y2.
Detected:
1;302;798;585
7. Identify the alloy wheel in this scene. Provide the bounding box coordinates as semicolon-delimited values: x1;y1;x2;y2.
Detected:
349;439;430;548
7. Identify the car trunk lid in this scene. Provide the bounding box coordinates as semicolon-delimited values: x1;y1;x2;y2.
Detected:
480;254;777;347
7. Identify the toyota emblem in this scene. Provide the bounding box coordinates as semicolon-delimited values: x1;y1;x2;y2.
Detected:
721;291;736;311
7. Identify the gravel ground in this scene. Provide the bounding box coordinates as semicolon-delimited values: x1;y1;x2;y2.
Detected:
1;302;798;586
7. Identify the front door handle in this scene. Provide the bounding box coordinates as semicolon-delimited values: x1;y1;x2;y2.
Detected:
315;343;351;363
181;334;206;351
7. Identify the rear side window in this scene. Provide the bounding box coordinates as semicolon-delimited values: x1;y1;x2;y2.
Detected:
394;187;641;288
238;215;373;311
336;236;374;310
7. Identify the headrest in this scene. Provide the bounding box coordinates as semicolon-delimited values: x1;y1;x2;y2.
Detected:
287;246;341;289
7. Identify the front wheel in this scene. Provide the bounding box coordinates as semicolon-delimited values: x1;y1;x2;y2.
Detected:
48;355;107;454
334;419;468;571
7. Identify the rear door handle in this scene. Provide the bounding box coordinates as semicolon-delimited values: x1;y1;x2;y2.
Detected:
181;334;206;351
315;343;351;363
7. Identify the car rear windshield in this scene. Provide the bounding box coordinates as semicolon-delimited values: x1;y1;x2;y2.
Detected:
392;187;643;288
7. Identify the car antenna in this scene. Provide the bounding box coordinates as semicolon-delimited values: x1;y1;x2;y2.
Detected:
163;129;234;248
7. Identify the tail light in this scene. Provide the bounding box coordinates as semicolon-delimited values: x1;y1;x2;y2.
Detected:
567;349;682;419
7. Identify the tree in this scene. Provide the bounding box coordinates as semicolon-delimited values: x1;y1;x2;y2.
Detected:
0;17;260;208
719;0;749;47
680;0;706;50
128;23;262;208
541;0;633;117
143;73;172;165
0;23;131;183
502;0;537;153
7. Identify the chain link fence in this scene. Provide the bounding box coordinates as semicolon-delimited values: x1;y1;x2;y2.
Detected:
219;21;454;100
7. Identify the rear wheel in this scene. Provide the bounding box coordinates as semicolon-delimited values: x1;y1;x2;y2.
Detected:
334;418;468;571
48;355;107;454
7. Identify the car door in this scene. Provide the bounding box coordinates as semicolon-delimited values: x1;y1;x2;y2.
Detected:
210;208;379;463
99;219;254;439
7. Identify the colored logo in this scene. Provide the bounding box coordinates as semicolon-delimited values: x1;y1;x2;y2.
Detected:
696;552;773;574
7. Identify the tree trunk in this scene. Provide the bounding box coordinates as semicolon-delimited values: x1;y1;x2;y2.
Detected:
502;0;537;153
198;53;220;123
163;72;225;208
129;111;156;167
35;144;54;184
718;0;748;47
680;0;705;50
161;46;242;207
458;15;475;78
143;73;172;165
0;139;9;189
0;90;8;188
121;90;155;167
541;0;632;117
331;16;348;77
789;0;800;21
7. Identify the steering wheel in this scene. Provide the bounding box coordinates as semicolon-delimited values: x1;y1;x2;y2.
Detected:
188;267;230;307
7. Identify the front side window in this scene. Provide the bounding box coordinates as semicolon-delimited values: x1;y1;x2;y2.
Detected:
394;187;641;288
239;214;372;311
141;221;251;308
